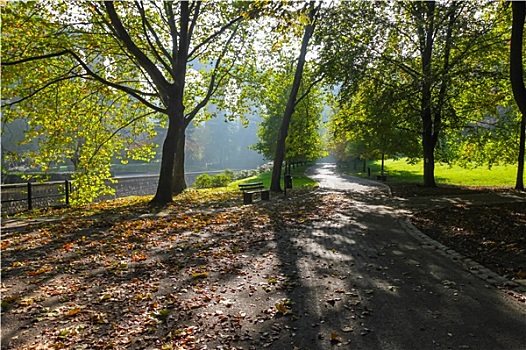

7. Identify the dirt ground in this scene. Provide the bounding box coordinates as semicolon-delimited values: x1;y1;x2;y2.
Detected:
392;184;526;282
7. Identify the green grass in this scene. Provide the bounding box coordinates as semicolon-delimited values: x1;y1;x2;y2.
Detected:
228;164;317;189
346;158;518;187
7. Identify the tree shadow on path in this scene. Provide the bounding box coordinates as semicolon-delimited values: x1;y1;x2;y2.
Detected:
270;190;526;350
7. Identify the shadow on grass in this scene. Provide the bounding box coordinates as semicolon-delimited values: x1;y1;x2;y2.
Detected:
341;166;447;186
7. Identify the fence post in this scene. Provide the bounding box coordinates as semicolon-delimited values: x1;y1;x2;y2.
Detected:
65;180;70;206
27;182;32;210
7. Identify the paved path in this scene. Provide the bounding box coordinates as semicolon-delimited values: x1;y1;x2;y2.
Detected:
305;163;391;195
278;163;526;350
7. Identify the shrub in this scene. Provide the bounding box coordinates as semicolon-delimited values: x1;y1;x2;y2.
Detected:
212;171;233;187
194;170;234;188
194;173;213;189
224;169;234;181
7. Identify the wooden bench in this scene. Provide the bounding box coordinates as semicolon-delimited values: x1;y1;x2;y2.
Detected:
239;182;270;204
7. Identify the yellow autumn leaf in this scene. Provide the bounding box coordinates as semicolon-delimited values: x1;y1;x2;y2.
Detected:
275;302;288;314
18;297;34;306
66;307;83;316
28;266;52;276
330;332;342;342
191;271;208;279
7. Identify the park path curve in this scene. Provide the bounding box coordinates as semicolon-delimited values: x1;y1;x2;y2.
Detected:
282;163;526;350
305;163;391;196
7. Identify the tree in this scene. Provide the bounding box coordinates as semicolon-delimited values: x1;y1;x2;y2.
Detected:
270;2;319;192
328;74;421;171
1;2;156;203
510;2;526;190
319;1;509;186
2;1;255;205
250;66;326;164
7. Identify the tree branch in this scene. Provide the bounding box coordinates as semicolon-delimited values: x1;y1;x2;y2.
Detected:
88;110;157;165
66;50;166;113
2;46;164;113
295;74;325;107
1;71;84;108
135;1;174;79
104;1;170;102
185;24;240;125
188;1;202;45
188;15;244;60
1;50;70;66
164;1;179;70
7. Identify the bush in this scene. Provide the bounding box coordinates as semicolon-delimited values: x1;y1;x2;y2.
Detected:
194;173;213;189
222;169;235;180
212;173;231;187
194;170;234;188
194;165;272;189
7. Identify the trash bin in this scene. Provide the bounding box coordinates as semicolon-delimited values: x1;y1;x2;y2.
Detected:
284;174;293;189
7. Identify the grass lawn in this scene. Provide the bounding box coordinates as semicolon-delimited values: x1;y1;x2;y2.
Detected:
345;158;519;187
228;164;317;189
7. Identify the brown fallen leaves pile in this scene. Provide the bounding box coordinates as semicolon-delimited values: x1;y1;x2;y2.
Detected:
411;203;526;282
1;189;340;349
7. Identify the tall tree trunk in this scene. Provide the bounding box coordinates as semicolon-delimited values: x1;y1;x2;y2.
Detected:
173;124;187;194
422;134;436;187
511;2;526;190
517;118;526;190
270;3;317;192
417;1;438;187
150;2;190;205
420;61;437;187
151;111;178;205
151;104;187;204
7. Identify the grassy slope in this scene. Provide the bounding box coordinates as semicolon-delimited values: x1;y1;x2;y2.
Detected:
228;164;317;189
347;158;518;187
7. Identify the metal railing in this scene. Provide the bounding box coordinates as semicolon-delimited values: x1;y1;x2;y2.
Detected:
1;180;72;214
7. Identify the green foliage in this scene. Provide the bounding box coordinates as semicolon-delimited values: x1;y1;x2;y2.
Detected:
249;66;327;162
318;1;514;181
1;1;267;206
441;108;521;169
1;1;159;205
222;169;235;180
194;174;214;189
194;170;234;189
211;172;233;188
328;75;420;163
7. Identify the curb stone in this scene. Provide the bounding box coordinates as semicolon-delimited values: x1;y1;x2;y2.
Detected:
399;215;526;298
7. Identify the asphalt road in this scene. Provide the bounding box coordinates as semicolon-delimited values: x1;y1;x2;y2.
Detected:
273;163;526;350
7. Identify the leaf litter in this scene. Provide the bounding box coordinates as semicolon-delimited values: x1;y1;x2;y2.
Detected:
1;189;355;349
